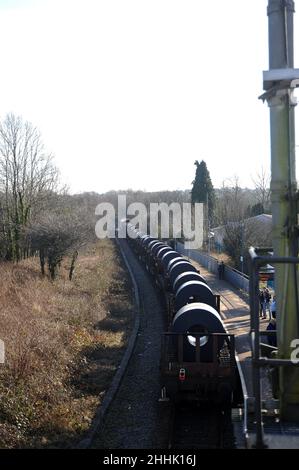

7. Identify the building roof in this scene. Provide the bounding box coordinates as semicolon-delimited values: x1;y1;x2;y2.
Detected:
212;214;273;247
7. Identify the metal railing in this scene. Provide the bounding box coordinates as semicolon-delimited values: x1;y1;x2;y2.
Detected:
176;241;249;293
249;246;299;448
235;354;250;447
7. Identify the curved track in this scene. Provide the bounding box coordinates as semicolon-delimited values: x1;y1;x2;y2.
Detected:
92;239;237;449
92;239;171;448
169;403;235;449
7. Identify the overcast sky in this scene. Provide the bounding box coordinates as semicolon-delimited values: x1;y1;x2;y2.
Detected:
0;0;299;193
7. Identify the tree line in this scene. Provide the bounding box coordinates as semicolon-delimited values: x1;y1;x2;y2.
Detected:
0;112;271;277
0;113;92;279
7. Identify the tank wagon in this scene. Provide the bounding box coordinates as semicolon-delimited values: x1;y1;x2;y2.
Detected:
125;222;242;406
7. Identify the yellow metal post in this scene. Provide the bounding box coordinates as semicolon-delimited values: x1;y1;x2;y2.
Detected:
266;0;299;421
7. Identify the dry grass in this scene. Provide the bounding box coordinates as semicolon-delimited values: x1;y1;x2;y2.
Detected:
0;239;134;448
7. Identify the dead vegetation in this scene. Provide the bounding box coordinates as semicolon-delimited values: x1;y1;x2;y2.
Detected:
0;239;134;448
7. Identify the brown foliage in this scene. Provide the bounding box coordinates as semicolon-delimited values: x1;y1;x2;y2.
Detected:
0;239;133;448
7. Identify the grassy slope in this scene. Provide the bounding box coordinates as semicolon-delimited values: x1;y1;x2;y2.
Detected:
0;239;134;448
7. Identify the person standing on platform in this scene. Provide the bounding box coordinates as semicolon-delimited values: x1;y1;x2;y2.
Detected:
266;311;277;347
270;295;276;321
259;289;265;318
218;261;225;280
264;288;271;318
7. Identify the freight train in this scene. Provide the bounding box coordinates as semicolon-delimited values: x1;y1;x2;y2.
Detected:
125;221;242;407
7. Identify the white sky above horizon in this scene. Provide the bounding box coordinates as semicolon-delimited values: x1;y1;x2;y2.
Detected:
0;0;299;194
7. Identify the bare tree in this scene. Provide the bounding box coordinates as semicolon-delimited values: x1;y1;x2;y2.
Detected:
0;113;59;261
28;211;89;280
252;167;271;212
214;177;248;226
214;178;272;270
223;218;272;271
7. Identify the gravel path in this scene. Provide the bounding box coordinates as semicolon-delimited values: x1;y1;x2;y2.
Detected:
92;239;171;449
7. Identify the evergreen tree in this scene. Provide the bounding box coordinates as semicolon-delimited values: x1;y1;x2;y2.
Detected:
250;202;264;217
191;160;215;222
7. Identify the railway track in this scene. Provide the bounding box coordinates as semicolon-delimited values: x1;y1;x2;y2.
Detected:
121;239;238;450
168;402;235;449
93;239;239;449
92;238;171;448
123;239;238;449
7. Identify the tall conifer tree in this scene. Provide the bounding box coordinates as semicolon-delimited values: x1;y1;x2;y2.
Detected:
191;160;215;222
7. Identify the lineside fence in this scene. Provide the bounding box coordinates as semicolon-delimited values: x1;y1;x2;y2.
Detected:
176;241;249;294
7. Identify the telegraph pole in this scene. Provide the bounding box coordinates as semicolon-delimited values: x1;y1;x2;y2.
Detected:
264;0;299;420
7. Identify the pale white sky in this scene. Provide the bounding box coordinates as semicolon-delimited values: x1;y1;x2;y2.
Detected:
0;0;298;193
